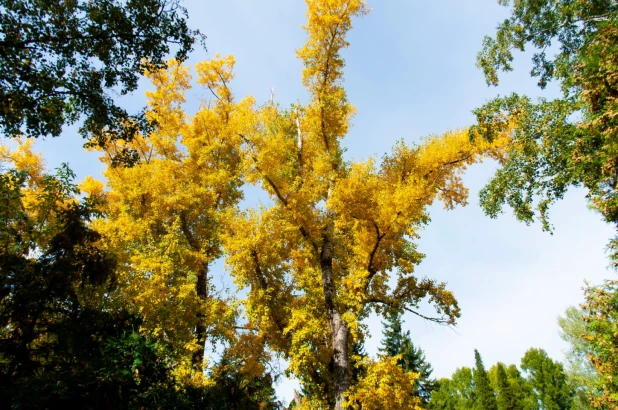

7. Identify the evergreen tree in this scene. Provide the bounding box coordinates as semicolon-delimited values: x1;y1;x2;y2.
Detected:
473;349;498;410
380;310;404;357
504;365;536;410
380;311;437;404
495;363;517;410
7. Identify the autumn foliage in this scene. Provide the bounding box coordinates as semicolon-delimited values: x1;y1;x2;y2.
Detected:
0;0;517;409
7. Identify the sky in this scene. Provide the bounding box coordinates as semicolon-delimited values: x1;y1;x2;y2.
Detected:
26;0;616;405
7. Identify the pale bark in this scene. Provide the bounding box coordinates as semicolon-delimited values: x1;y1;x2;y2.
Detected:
320;222;350;410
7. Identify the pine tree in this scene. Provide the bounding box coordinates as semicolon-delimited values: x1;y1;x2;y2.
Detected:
474;349;498;410
504;365;536;410
380;310;405;357
495;363;517;410
380;311;437;404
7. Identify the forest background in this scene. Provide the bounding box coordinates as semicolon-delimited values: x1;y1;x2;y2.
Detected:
3;0;615;406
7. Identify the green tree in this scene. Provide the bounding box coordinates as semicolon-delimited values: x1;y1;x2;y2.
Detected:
379;311;437;405
472;0;618;263
0;0;200;153
0;142;281;409
203;354;282;410
488;362;536;410
474;3;618;406
0;162;117;389
557;306;598;409
504;364;537;410
521;348;574;410
582;280;618;409
474;349;498;410
0;155;181;408
429;368;476;410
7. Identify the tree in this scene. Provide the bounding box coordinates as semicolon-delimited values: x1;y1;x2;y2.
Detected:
472;0;618;263
0;140;115;391
202;353;282;410
474;349;498;410
221;0;507;408
474;4;618;405
0;0;200;154
557;306;598;409
492;363;519;410
85;58;257;383
582;280;618;409
0;136;281;410
521;348;574;410
490;363;537;410
428;368;477;410
504;364;537;410
0;141;182;409
380;310;437;405
380;310;406;358
345;356;422;410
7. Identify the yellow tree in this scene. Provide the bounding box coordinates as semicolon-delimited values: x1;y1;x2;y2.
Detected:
83;58;259;384
223;0;508;408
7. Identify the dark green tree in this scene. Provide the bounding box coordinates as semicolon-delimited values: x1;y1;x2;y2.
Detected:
380;311;437;405
0;159;281;409
494;363;518;410
474;349;498;410
504;364;537;410
0;164;117;388
0;0;201;154
0;164;183;408
521;348;574;410
380;310;405;358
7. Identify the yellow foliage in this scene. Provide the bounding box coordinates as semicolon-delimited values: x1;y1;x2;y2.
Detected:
224;0;509;405
77;0;509;402
345;357;423;410
87;56;250;381
0;139;82;252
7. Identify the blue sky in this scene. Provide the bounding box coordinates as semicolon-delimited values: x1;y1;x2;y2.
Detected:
27;0;615;404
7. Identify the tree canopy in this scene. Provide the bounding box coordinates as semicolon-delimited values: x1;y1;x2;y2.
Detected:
429;348;574;410
472;0;618;261
0;0;200;155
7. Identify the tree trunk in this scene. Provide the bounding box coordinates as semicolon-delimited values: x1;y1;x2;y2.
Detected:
192;264;208;369
320;225;350;410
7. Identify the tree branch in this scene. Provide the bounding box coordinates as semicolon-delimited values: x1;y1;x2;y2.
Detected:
365;297;453;325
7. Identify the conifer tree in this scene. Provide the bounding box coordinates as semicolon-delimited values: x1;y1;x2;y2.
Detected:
380;310;405;357
495;363;517;410
380;311;437;404
474;349;498;410
504;365;536;410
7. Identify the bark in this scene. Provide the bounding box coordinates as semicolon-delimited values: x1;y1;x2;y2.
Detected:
320;222;350;410
192;263;208;369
